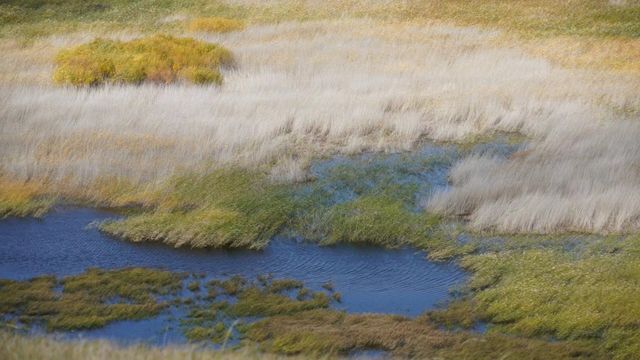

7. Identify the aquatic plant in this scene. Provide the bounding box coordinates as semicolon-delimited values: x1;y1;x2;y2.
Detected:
53;35;233;86
0;268;183;330
246;309;601;358
188;17;245;33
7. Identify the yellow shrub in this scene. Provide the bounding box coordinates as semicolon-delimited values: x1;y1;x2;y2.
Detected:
188;17;245;33
53;35;234;86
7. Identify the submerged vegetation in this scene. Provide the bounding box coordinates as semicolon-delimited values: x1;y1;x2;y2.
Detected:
53;35;233;86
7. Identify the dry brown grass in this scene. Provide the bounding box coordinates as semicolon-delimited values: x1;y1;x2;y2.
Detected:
0;331;294;360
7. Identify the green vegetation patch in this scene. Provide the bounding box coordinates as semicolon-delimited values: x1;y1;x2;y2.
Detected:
293;152;470;259
53;35;233;86
3;0;639;40
0;268;183;330
101;168;295;249
455;235;640;359
246;309;601;358
0;179;54;219
180;274;337;344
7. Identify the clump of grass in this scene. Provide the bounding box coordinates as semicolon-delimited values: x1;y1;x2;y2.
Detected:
100;168;295;249
228;288;330;317
187;281;200;292
266;279;304;293
184;323;226;343
0;268;183;330
188;17;245;33
0;178;53;218
53;35;234;86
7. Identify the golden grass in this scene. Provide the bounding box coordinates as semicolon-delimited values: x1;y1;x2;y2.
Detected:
0;177;52;218
188;17;245;33
53;35;233;86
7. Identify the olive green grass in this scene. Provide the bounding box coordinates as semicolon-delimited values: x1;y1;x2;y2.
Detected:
453;234;640;360
0;268;183;330
100;168;295;249
246;309;602;359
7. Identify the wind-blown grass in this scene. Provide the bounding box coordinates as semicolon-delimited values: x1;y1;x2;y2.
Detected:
0;177;52;218
429;121;640;234
53;35;233;86
100;168;295;249
0;331;290;360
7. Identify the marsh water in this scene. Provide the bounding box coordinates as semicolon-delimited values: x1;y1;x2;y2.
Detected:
0;141;519;345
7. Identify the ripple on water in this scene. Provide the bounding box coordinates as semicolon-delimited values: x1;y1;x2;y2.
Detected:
0;207;465;316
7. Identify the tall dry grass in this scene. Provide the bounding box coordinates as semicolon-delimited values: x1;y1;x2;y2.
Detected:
0;331;293;360
429;120;640;234
2;20;637;185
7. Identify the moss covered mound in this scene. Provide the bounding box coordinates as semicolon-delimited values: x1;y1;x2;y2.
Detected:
53;35;234;86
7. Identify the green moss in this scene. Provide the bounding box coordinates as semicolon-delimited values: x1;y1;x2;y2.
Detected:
101;168;295;249
53;35;233;86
